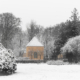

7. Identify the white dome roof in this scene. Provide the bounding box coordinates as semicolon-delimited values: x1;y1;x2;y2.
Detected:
27;37;43;47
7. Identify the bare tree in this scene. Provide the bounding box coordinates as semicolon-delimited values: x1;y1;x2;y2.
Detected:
27;21;41;41
0;13;20;49
12;28;29;57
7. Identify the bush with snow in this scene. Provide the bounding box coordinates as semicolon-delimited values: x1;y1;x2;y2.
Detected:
61;36;80;53
61;36;80;62
0;43;17;74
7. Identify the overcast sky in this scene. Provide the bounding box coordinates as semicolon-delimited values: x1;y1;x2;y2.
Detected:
0;0;80;30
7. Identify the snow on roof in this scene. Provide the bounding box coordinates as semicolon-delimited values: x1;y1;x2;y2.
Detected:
27;37;43;47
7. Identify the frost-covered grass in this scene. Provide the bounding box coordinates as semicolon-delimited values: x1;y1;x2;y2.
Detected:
0;63;80;80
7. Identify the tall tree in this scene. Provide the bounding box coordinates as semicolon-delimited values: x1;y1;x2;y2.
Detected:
0;13;20;49
12;28;28;57
27;21;41;41
71;8;79;22
42;28;54;60
70;8;80;36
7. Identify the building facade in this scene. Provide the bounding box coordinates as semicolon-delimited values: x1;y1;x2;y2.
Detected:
24;37;44;60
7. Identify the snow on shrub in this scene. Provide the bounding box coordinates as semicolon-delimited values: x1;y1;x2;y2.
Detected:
61;35;80;55
0;43;17;74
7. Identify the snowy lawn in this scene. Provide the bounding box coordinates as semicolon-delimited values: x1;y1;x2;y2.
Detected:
0;63;80;80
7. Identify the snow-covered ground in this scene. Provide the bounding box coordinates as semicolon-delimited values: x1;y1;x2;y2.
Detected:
0;63;80;80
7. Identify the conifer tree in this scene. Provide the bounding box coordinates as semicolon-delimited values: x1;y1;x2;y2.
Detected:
54;8;80;59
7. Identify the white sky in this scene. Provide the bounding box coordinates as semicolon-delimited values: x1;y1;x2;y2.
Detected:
0;0;80;30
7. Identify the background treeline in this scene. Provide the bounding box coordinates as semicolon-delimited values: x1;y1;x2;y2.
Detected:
0;8;80;63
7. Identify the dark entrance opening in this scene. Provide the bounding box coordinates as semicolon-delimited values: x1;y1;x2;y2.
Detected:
34;52;38;58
